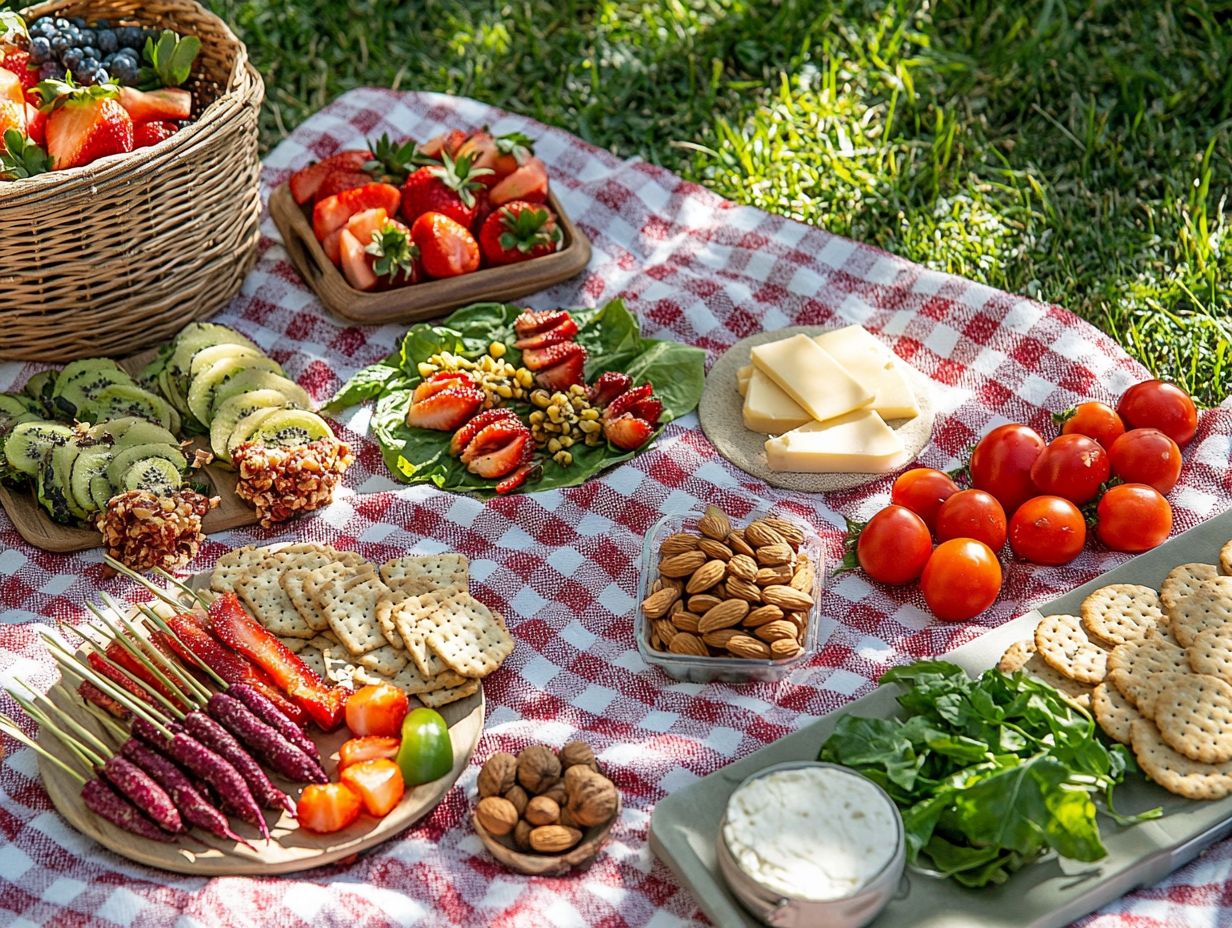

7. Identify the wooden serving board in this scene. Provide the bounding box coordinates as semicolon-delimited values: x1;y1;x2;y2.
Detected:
0;348;263;554
269;184;592;326
35;566;485;875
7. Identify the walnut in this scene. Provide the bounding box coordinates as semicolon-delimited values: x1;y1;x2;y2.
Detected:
558;740;596;770
516;745;561;794
232;437;353;528
512;819;533;850
564;765;618;827
503;784;529;816
476;796;518;836
478;751;518;798
525;795;560;826
540;782;567;807
97;488;218;573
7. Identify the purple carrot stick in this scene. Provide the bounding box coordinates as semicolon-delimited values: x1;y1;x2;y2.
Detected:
228;683;321;765
208;693;327;785
81;778;176;842
100;754;183;834
181;710;296;813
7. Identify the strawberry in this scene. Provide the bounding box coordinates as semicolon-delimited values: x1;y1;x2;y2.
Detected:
603;414;655;451
534;348;587;391
37;77;133;170
460;419;529;465
512;315;577;351
312;182;401;242
467;429;531;478
454;130;498;177
322;227;344;264
132;120;178;148
603;383;654;421
316;168;372;200
297;783;361;834
416;129;468;160
410;211;480;278
514;309;570;338
406;385;485;431
521;340;586;372
23;102;43;145
289;149;370;205
344;207;389;245
630;396;663;428
0;69;26;143
116;87;192;123
400;151;493;227
491;132;535;179
478;201;563;266
414;371;474;404
495;460;538;494
589;371;633;409
0;13;37;97
338;228;378;291
489;156;548;206
366;220;420;289
449;407;518;456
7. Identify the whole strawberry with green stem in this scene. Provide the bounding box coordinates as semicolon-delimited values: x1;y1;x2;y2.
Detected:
0;12;38;97
36;76;133;170
478;200;563;265
400;150;493;228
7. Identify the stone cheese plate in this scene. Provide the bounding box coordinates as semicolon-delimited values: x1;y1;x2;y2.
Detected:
698;326;936;493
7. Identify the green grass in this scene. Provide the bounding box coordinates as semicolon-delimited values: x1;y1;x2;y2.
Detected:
207;0;1232;406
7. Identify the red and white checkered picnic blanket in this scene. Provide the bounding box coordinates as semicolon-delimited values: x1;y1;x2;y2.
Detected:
2;88;1230;927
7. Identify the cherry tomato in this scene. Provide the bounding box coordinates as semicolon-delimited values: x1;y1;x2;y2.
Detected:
1096;483;1173;553
935;489;1008;551
969;424;1046;516
1008;495;1087;565
890;468;960;532
1117;379;1198;447
1029;434;1110;504
920;539;1003;621
1108;428;1182;495
345;684;410;738
856;505;933;585
1060;401;1125;449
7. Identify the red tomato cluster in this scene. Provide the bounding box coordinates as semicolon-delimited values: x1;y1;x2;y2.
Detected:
850;379;1198;622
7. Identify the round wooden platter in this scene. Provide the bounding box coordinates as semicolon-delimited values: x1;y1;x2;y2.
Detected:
34;575;485;876
698;326;936;493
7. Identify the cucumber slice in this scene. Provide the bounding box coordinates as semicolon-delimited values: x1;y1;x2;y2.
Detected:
5;421;73;476
69;446;113;515
121;457;183;495
87;417;179;449
84;385;180;433
189;343;265;378
226;407;283;455
210;369;312;418
106;443;187;486
168;323;261;384
210;390;298;462
55;367;138;419
187;356;283;426
251;409;333;449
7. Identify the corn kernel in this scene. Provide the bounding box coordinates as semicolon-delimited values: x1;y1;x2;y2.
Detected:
417;362;435;378
580;408;600;420
496;384;514;398
560;435;574;448
555;451;573;466
547;438;562;453
547;406;563;422
489;342;506;359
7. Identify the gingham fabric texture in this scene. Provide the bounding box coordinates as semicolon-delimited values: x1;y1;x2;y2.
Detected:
1;89;1230;927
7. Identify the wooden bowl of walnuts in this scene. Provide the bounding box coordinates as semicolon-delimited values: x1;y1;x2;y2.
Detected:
472;741;621;876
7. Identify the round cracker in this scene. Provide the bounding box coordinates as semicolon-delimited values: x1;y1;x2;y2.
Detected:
997;639;1036;674
1169;577;1232;648
1187;623;1232;681
1091;682;1141;745
1130;718;1232;800
1134;670;1194;721
1160;563;1220;616
1152;674;1232;764
1021;653;1092;706
1080;584;1164;648
1034;614;1107;685
1106;635;1190;710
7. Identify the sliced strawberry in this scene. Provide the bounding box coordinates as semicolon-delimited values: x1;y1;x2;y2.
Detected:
0;68;25;140
339;758;405;817
338;228;378;291
116;86;192;123
344;207;389;244
366;219;420;289
87;649;157;711
603;383;654;420
105;638;192;713
406;385;485;431
495;459;538;494
313;182;401;242
297;782;361;833
490;132;535;180
289;149;370;205
40;78;132;170
449;407;519;456
461;419;531;465
514;309;570;338
322;227;343;264
489;156;548;206
133;120;178;148
631;396;663;428
589;371;632;409
317;168;372;201
23;102;44;145
455;130;499;179
604;414;655;451
467;430;531;478
511;314;577;350
521;339;586;372
0;50;36;95
413;370;473;403
207;593;348;731
338;736;400;770
535;350;587;391
410;210;480;278
416;129;467;160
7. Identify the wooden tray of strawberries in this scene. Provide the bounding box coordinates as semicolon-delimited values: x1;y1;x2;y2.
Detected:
270;130;592;327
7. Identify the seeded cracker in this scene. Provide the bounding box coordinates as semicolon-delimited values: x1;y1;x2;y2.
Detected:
1134;670;1194;721
210;546;267;593
317;572;392;655
374;594;406;650
1131;718;1232;800
417;679;481;708
1187;623;1232;680
1091;683;1140;745
422;592;514;678
290;561;376;632
997;639;1036;674
1080;583;1164;648
236;570;315;639
1107;634;1191;709
1169;577;1232;647
1152;674;1232;764
1034;614;1107;684
354;643;409;677
1160;563;1220;616
381;553;469;594
391;595;455;678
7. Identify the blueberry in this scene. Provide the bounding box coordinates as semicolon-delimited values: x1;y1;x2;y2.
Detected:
50;35;69;53
38;61;65;80
109;58;138;83
62;47;82;70
64;25;80;44
53;17;70;30
97;29;117;53
70;16;85;28
80;28;96;45
32;19;56;39
81;45;99;61
29;36;51;63
79;56;99;74
95;18;110;29
116;26;142;49
92;67;109;85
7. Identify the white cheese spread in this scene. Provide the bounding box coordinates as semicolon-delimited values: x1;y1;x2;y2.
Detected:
722;766;899;901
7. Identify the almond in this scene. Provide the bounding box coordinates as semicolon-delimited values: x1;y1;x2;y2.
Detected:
755;543;793;567
754;619;799;643
725;577;763;602
763;517;806;549
699;598;749;633
659;550;707;578
530;824;582;853
698;505;732;540
476;796;518;836
698;537;733;561
668;632;708;656
640;586;679;620
755;564;794;585
770;638;802;659
686;560;727;594
727;634;772;659
660;533;701;556
791;561;815;593
687;593;724;614
743;604;785;628
786;610;809;632
702;628;742;649
763;584;814;611
727;554;758;583
671;610;701;633
653;619;678;648
727;529;756;557
745;520;786;548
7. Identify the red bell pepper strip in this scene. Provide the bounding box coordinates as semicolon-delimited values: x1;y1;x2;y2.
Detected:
206;593;348;732
78;680;130;719
86;650;159;711
105;638;192;713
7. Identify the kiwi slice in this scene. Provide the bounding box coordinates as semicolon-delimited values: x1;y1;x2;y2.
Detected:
37;453;75;523
53;362;135;418
49;441;88;521
168;323;261;385
120;457;183;496
106;443;187;486
210;369;312;418
189;343;265;378
69;446;113;515
87;417;178;449
210;390;297;463
5;421;74;476
187;356;284;426
23;371;55;410
84;385;180;433
0;394;39;435
226;407;283;456
251;409;333;449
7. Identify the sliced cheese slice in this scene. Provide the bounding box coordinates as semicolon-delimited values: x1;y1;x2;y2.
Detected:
764;409;906;474
736;364;753;397
742;367;812;433
814;325;919;421
750;333;874;423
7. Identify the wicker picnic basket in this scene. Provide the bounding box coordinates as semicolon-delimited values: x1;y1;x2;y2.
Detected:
0;0;263;362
